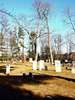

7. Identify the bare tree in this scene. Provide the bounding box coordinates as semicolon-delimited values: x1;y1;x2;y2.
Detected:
0;13;10;60
34;0;53;64
66;32;75;54
64;8;75;54
53;34;63;60
65;8;75;33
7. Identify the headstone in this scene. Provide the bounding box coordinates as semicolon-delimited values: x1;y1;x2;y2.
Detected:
0;51;2;56
55;60;61;72
23;72;34;78
20;60;22;62
29;72;33;78
46;60;48;62
29;58;33;63
38;60;45;71
65;59;68;63
32;61;37;70
6;65;10;75
72;61;75;73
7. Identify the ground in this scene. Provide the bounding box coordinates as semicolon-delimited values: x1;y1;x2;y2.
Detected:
0;61;75;100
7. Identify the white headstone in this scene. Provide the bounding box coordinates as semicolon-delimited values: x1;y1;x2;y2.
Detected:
55;60;61;72
32;61;37;70
29;58;33;63
65;60;68;63
72;61;75;73
6;65;10;74
38;60;45;71
0;51;2;56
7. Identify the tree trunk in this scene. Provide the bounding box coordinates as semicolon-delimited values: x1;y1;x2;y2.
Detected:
46;18;54;64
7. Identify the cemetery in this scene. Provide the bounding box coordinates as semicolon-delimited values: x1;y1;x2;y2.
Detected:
0;60;75;100
0;0;75;100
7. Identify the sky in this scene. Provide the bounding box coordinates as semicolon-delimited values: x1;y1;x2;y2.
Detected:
0;0;75;53
0;0;75;34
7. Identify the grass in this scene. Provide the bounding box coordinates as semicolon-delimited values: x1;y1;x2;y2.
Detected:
0;61;75;100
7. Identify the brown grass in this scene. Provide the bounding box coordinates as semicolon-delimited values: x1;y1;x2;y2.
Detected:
0;62;75;99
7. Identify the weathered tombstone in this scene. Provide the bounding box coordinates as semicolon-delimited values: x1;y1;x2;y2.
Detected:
38;60;45;71
6;64;10;75
23;72;33;79
55;60;61;72
32;60;37;70
72;61;75;74
29;58;33;63
28;72;34;78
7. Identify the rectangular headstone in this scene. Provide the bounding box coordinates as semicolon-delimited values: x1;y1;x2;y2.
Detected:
32;61;37;70
6;65;10;75
55;60;61;72
29;58;33;63
72;61;75;73
38;60;45;71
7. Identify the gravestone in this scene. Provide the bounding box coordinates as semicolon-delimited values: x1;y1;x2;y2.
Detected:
32;60;37;70
29;58;33;63
38;60;45;71
23;72;34;78
55;60;61;72
6;65;10;75
65;59;68;63
72;61;75;74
